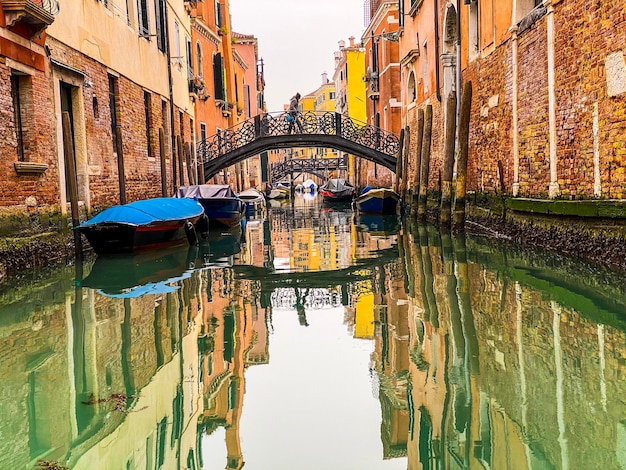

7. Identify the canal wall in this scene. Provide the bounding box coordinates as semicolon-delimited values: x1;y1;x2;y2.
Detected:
2;193;626;283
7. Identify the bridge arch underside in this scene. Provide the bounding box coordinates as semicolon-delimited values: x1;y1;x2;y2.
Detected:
202;135;397;182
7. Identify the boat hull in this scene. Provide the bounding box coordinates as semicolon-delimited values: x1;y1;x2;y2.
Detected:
198;198;246;228
76;197;205;255
238;189;267;215
78;219;199;255
319;179;355;203
176;184;246;229
320;190;354;203
355;189;399;214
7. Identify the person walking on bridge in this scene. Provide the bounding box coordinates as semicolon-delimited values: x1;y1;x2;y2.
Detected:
287;92;303;134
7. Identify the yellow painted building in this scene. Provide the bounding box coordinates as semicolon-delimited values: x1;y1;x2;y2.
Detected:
333;37;367;181
290;74;338;178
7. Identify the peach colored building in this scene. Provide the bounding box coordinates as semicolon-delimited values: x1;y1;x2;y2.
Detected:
361;1;402;188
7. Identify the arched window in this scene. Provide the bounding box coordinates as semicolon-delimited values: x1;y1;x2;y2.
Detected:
407;71;416;103
196;42;203;77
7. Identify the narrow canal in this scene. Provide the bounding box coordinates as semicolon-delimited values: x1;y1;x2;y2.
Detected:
1;194;625;469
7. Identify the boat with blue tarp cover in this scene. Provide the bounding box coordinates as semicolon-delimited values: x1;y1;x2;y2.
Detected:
75;197;206;255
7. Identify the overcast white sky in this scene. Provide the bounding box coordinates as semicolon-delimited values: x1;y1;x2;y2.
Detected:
229;0;367;111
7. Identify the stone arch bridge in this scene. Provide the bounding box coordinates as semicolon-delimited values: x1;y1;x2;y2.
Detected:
196;111;401;182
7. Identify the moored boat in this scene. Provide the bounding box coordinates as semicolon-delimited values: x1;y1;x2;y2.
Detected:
75;197;206;255
354;187;400;214
319;178;356;203
238;188;266;215
302;179;318;193
176;184;246;228
265;183;291;199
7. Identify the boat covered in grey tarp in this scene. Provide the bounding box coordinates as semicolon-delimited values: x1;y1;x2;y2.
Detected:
319;178;356;202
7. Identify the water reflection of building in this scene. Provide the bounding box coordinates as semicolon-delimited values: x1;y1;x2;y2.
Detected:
0;258;274;469
4;215;626;469
400;226;626;469
370;260;410;460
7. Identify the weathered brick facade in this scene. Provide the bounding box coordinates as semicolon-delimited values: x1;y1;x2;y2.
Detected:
0;0;202;232
400;0;626;201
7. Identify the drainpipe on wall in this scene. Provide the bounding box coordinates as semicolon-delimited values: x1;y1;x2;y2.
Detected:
546;0;559;199
456;1;461;130
164;3;177;194
511;25;520;197
434;0;441;102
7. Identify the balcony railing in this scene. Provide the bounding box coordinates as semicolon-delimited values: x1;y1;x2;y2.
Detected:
3;0;59;38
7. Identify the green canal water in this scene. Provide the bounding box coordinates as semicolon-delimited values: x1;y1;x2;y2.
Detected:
1;194;625;470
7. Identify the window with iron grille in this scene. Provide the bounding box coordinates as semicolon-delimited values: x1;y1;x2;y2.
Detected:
10;74;25;162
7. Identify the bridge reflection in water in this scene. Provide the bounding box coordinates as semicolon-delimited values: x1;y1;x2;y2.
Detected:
0;199;625;469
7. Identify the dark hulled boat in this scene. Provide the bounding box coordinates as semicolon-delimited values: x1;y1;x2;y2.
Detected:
319;178;356;203
176;184;246;228
75;197;205;255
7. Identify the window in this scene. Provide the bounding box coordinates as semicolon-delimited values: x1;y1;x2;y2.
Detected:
469;0;479;58
399;0;404;27
155;0;167;52
186;37;193;79
213;53;225;101
137;0;149;36
214;0;222;28
174;21;181;67
200;123;207;142
196;42;203;77
422;41;428;94
407;71;416;102
10;74;26;161
516;0;543;22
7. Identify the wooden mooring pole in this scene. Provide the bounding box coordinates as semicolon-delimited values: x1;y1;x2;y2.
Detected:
159;128;168;196
115;125;127;204
410;109;425;217
176;135;185;187
453;81;473;231
400;126;411;204
394;128;405;194
417;105;433;221
440;92;458;226
62;112;82;258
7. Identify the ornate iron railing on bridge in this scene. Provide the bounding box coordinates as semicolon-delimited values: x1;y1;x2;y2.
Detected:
270;156;349;182
196;111;400;164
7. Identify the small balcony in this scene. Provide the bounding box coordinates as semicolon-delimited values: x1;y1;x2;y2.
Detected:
3;0;59;38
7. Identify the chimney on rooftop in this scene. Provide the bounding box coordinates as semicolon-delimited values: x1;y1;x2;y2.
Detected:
349;36;355;47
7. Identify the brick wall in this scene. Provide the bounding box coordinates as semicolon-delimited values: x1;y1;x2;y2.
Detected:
0;62;60;208
462;0;626;199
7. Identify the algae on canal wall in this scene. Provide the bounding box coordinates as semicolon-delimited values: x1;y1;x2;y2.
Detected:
1;196;626;283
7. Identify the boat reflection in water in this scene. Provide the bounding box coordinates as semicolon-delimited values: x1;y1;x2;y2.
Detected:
79;245;194;298
355;213;401;236
1;197;626;469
